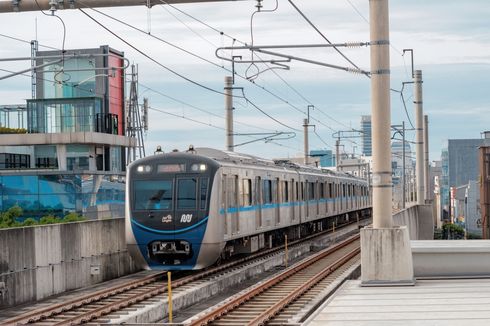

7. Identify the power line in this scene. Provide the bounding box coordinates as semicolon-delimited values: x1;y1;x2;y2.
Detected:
79;8;235;98
0;33;58;50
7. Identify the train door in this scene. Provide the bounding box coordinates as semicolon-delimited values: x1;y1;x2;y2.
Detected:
228;175;239;235
222;174;229;237
255;176;262;229
275;178;280;226
290;179;295;222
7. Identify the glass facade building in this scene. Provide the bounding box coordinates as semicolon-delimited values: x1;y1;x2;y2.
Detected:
0;46;132;219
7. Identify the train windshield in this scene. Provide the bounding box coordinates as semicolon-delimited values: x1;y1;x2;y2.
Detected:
134;180;173;210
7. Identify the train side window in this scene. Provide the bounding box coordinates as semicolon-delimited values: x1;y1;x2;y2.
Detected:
308;182;315;200
284;181;289;202
200;178;209;210
262;179;272;204
295;181;299;201
242;178;252;206
177;178;197;209
320;182;325;199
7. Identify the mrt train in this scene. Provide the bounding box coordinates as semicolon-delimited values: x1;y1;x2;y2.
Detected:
126;147;371;270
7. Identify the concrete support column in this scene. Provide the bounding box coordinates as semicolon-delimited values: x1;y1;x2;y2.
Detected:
369;0;392;228
224;76;233;151
414;70;424;205
361;0;414;286
303;118;309;165
424;114;430;202
56;144;67;171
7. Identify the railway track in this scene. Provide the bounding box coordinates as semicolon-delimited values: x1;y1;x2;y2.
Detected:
2;220;364;325
187;234;360;326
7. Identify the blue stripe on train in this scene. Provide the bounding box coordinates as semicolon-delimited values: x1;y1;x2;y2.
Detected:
219;196;369;215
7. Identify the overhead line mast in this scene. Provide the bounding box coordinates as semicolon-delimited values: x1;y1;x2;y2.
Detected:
0;0;239;13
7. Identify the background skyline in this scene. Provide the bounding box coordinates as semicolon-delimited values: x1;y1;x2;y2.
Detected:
0;0;489;162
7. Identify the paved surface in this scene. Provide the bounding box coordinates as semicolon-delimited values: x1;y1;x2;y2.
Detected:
305;278;490;325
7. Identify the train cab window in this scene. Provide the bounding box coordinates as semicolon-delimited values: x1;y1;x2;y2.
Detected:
177;178;197;209
200;178;209;210
134;180;173;210
242;178;252;206
263;179;272;204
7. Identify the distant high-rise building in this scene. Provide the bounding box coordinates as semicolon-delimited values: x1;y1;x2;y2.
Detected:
440;138;484;222
360;115;372;156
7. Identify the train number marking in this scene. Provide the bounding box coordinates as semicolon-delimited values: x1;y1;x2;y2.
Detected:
180;214;193;223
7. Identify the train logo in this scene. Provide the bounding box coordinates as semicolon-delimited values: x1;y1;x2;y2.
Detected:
162;215;172;223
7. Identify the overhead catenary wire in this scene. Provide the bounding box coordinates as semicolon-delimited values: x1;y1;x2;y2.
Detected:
79;8;238;98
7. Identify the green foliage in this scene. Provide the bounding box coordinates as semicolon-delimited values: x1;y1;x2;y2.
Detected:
39;215;62;225
0;126;27;134
442;223;465;240
22;218;38;226
0;207;88;229
62;212;86;223
0;205;23;228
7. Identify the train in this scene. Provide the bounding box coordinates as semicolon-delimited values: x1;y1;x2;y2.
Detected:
125;146;371;270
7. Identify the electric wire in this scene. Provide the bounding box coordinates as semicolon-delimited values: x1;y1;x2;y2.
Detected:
138;82;278;133
155;1;350;133
240;89;301;132
0;33;59;50
79;8;235;98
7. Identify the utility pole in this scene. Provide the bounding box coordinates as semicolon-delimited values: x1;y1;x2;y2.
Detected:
224;76;233;151
335;139;340;169
424;115;429;202
402;121;406;209
414;70;424;205
361;0;414;286
369;0;392;229
303;118;309;165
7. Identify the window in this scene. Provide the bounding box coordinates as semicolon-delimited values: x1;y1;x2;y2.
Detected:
263;179;272;204
284;181;289;202
242;179;252;206
308;182;315;200
134;180;173;210
178;178;197;209
200;178;209;210
320;182;325;199
328;183;333;199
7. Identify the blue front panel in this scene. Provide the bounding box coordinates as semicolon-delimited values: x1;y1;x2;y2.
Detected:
130;216;209;270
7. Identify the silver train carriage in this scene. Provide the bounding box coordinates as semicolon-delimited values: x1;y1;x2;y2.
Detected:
126;147;371;270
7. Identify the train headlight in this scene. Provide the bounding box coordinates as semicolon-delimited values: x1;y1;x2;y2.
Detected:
137;165;152;173
191;163;207;172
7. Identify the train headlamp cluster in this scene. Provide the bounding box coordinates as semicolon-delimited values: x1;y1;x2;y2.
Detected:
136;165;152;173
191;163;207;172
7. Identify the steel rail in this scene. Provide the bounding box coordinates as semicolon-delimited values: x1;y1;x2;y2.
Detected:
188;234;360;326
4;217;366;325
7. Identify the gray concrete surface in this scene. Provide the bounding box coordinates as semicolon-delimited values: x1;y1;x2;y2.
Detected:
393;204;434;240
412;240;490;278
360;226;414;286
0;218;137;308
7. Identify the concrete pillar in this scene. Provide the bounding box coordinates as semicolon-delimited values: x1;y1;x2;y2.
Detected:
224;76;233;151
369;0;392;228
303;118;309;165
424;115;429;202
414;70;424;205
402;121;406;209
56;144;67;170
361;0;414;286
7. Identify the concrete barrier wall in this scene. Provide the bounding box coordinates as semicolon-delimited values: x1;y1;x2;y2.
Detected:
0;218;137;308
393;204;434;240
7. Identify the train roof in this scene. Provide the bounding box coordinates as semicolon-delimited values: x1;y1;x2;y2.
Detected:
192;148;363;181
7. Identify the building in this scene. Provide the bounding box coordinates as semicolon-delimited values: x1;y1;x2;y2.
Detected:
440;138;484;221
0;45;136;219
310;149;334;167
360;115;372;156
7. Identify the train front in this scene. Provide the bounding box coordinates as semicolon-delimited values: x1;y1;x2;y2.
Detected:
126;151;221;270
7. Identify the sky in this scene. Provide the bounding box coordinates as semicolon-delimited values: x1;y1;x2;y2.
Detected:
0;0;489;162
